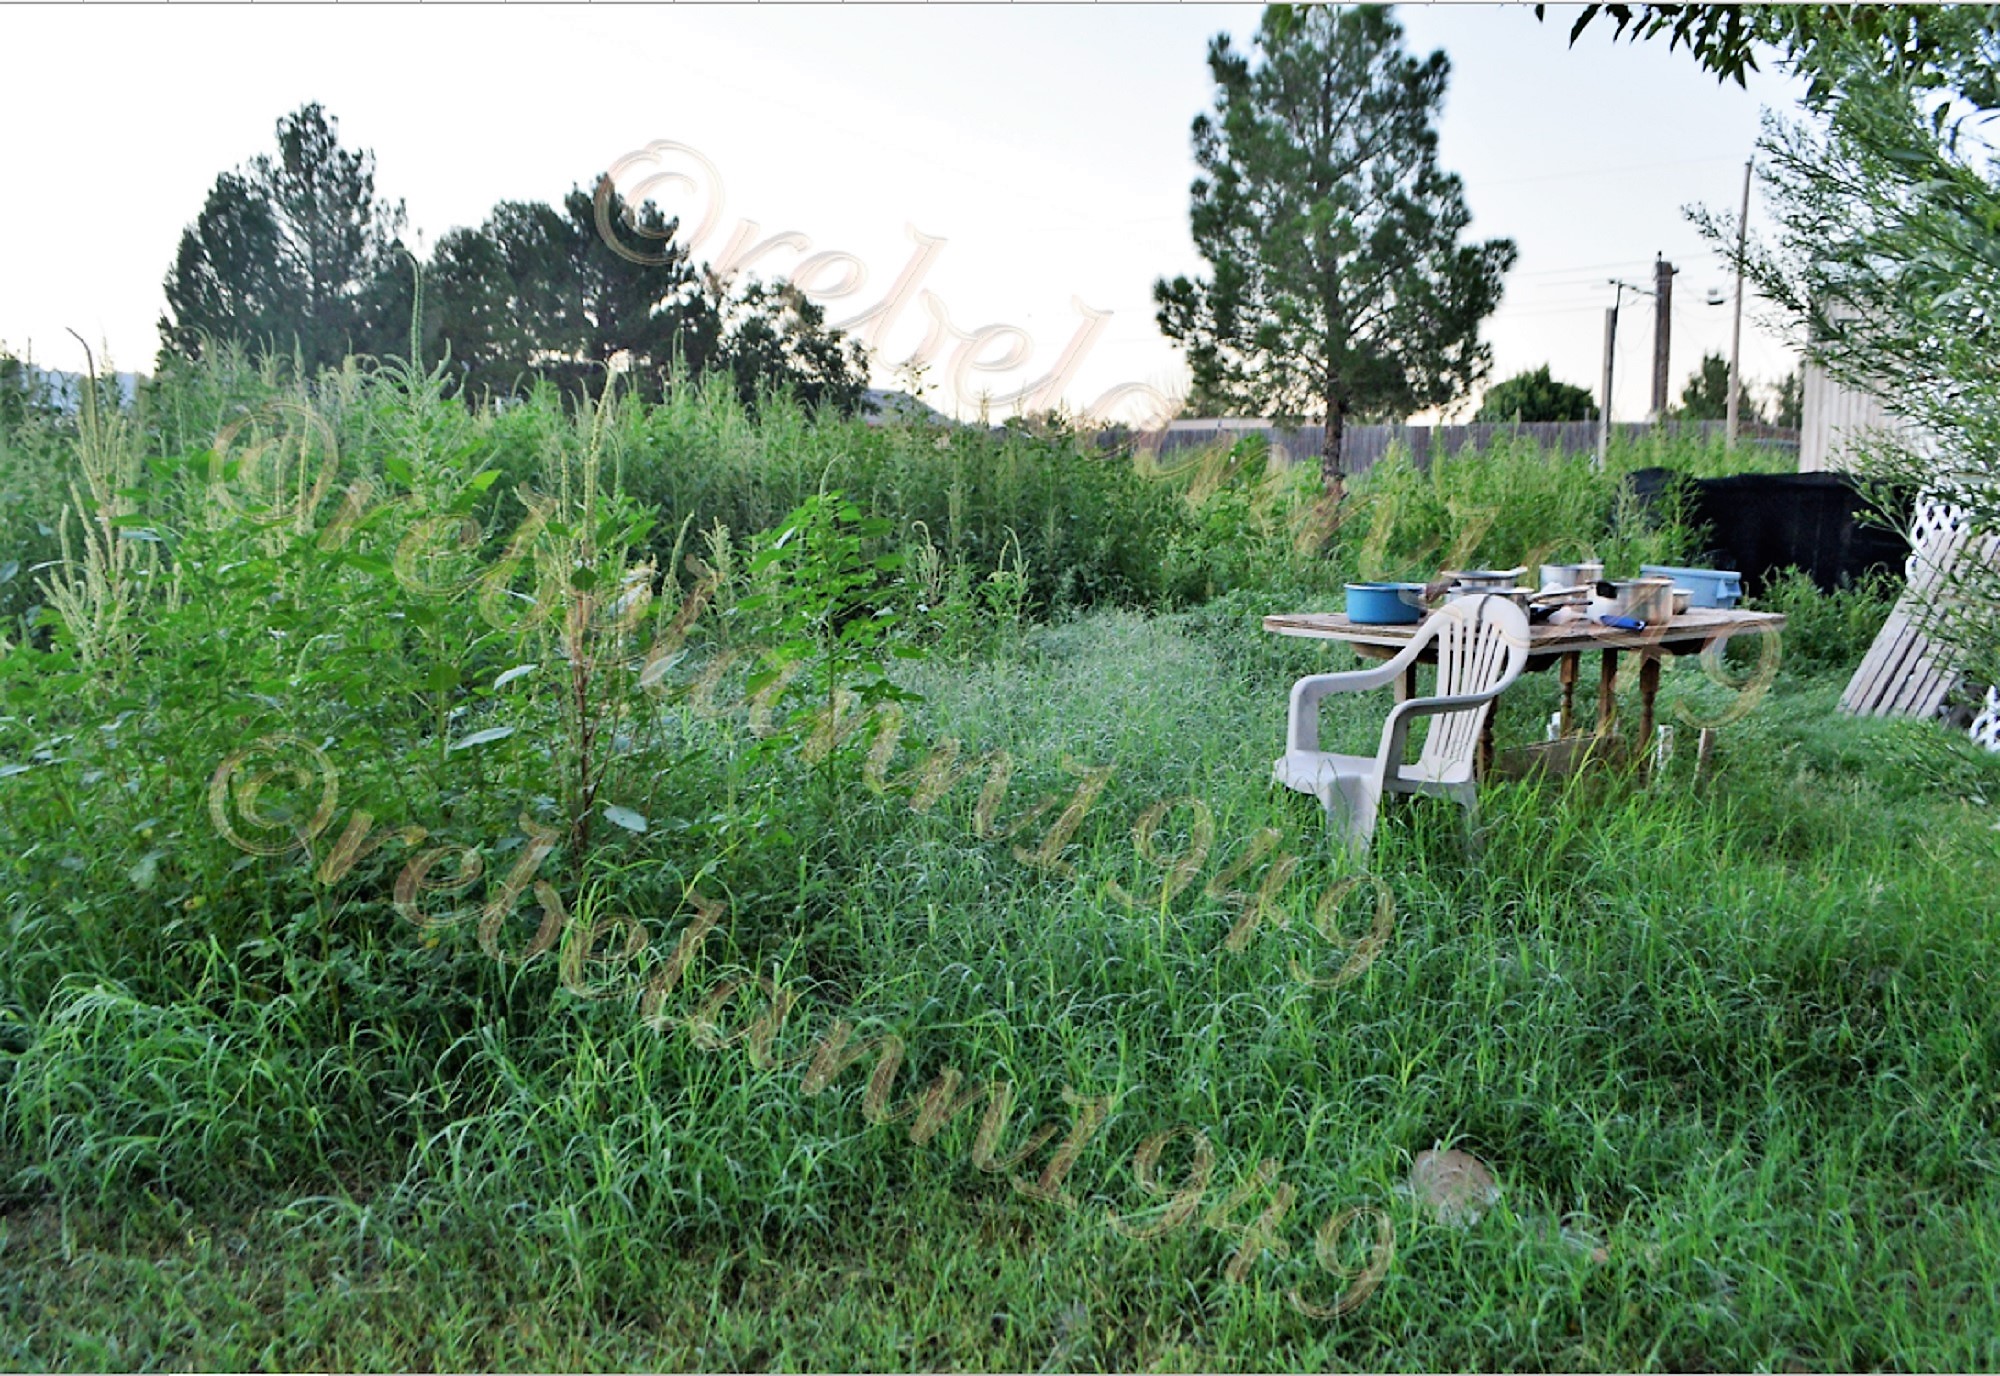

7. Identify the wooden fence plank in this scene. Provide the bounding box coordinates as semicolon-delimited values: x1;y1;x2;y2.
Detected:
1143;419;1800;474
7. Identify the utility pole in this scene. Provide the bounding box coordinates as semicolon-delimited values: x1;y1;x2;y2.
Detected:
1725;160;1753;448
1600;277;1651;469
1598;305;1617;470
1651;255;1676;419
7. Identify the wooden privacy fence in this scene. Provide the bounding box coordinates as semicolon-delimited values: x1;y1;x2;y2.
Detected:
1132;419;1799;472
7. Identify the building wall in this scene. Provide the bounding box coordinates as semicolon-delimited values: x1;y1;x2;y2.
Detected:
1799;359;1929;472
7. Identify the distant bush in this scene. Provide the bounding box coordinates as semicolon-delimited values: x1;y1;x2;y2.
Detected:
1473;364;1598;422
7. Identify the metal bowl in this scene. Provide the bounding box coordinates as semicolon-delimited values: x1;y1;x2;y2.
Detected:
1441;566;1526;592
1452;584;1533;608
1540;560;1604;591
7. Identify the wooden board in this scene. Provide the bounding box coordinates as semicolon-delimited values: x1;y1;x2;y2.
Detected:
1840;498;1990;719
1486;734;1625;781
1839;603;1921;714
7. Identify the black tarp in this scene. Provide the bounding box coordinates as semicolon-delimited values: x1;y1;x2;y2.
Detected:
1624;470;1911;597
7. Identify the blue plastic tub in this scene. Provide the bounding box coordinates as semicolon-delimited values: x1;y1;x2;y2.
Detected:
1345;582;1428;625
1640;564;1742;609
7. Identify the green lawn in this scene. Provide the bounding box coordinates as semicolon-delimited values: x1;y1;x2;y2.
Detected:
7;601;2000;1371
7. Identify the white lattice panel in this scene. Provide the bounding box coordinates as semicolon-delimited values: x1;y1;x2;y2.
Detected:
1907;498;1972;595
1972;686;2000;753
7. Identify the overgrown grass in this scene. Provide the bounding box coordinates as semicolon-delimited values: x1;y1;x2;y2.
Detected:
3;355;1995;1371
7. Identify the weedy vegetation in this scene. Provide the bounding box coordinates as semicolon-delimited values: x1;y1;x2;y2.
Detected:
1;351;1996;1371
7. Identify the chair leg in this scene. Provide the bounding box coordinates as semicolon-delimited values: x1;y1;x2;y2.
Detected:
1322;776;1380;858
1448;784;1484;860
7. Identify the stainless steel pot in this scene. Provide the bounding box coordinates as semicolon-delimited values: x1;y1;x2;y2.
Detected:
1591;577;1676;623
1441;566;1526;592
1539;560;1604;591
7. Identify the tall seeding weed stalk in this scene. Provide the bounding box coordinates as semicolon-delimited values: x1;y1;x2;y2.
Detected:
38;339;167;687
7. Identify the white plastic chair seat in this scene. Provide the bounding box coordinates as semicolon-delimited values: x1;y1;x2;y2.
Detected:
1273;749;1465;793
1273;594;1530;856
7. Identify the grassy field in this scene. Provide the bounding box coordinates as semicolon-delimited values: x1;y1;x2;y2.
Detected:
3;363;1998;1370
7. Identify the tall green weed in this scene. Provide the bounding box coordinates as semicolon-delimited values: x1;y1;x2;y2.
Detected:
1331;436;1706;584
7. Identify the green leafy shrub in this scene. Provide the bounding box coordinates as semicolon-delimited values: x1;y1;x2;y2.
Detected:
1331;435;1705;585
1750;567;1899;676
502;370;1206;616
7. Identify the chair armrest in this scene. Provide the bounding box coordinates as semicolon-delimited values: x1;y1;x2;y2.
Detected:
1285;638;1431;754
1377;688;1507;768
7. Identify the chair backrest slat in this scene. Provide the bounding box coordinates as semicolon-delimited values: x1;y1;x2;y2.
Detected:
1412;595;1531;778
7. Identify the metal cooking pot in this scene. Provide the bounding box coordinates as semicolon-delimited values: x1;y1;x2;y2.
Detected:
1540;560;1604;591
1345;582;1428;625
1440;566;1526;592
1591;577;1676;624
1459;586;1534;609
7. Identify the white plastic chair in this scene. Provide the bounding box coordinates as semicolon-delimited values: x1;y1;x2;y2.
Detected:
1273;594;1531;855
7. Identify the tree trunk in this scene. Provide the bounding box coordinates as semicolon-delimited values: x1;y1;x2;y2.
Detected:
1320;394;1348;501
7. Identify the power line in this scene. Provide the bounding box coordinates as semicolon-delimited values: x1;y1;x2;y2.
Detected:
1501;303;1620;320
1479;154;1747;190
1511;258;1660;281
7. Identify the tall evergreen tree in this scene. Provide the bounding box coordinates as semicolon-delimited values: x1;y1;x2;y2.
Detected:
159;117;869;413
159;104;407;375
422;183;721;402
1770;369;1802;428
422;180;867;413
0;348;48;433
1156;5;1517;492
715;279;869;416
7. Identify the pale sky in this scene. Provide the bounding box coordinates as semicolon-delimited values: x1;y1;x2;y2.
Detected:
0;3;1807;425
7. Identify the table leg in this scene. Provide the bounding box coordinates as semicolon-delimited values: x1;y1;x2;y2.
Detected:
1597;649;1619;736
1394;662;1418;703
1558;652;1579;737
1637;652;1662;747
1477;706;1495;779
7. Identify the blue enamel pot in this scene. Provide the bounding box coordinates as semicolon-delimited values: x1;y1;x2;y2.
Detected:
1344;582;1428;625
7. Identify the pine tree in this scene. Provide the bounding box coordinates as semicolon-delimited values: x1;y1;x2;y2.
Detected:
159;105;406;375
1156;5;1517;493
